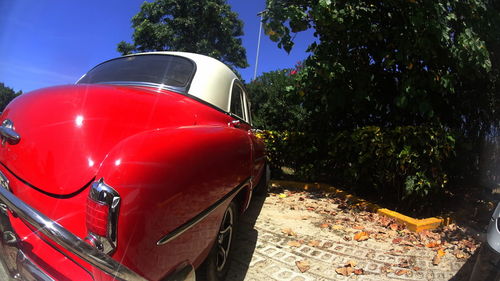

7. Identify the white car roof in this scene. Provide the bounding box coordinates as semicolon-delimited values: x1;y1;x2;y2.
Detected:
130;51;238;112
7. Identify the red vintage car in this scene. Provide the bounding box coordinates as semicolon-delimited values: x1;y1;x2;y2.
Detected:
0;52;269;281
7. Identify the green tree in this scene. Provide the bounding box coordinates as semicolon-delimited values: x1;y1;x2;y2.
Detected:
260;0;500;203
263;0;499;137
0;83;21;111
118;0;248;69
246;68;308;131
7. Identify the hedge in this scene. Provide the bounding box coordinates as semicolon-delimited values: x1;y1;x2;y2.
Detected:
257;126;456;207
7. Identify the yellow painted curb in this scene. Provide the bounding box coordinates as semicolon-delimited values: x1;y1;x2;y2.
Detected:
270;180;447;232
376;208;443;232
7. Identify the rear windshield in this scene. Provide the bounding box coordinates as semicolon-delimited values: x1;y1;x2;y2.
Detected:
77;55;195;89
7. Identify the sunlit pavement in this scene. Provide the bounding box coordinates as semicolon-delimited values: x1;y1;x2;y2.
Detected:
0;262;6;280
226;193;478;281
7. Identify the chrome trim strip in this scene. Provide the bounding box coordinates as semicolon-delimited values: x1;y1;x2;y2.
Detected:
24;222;94;277
17;251;55;281
0;171;9;191
157;177;251;246
96;81;187;96
0;186;147;281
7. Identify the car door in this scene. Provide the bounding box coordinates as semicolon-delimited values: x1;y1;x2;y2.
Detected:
228;81;265;192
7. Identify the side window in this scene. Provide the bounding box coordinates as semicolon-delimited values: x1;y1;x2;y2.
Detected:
230;84;245;120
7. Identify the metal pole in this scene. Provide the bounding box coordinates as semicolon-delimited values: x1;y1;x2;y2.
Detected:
254;11;264;80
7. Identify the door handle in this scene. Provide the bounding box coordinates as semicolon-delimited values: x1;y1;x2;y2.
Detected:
229;120;241;128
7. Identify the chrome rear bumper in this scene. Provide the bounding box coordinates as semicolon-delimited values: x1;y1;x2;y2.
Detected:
0;186;155;281
0;201;54;281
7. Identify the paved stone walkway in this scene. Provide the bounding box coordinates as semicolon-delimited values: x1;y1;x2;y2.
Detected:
0;260;5;280
226;193;479;281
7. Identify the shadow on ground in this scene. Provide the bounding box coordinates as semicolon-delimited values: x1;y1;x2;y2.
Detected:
224;194;266;281
450;249;479;281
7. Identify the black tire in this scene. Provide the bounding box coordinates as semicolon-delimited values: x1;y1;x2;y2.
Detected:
253;164;270;197
198;202;238;281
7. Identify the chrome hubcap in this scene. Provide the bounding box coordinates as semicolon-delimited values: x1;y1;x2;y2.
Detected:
216;206;233;272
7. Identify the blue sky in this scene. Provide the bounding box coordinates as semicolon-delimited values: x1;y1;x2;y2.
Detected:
0;0;315;93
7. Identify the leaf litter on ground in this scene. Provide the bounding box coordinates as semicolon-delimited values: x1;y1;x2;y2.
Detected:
268;187;481;266
335;260;364;276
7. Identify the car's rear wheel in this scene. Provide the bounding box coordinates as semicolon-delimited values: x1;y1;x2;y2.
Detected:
198;202;238;281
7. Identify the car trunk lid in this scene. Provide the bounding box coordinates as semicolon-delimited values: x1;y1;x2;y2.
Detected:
0;84;195;196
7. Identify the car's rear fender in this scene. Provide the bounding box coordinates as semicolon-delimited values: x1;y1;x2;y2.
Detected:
94;125;252;280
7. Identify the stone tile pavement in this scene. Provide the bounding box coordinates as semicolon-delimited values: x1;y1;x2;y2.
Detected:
225;193;479;281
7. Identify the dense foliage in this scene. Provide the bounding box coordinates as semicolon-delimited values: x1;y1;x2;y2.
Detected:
258;126;456;209
329;126;455;203
118;0;248;69
246;68;308;130
264;0;498;132
255;0;499;206
0;83;21;111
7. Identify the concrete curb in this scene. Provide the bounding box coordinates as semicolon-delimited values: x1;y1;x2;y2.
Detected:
270;180;449;232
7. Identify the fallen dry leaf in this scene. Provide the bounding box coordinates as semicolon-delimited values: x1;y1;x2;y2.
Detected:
282;228;296;236
453;249;467;259
287;240;302;247
320;223;330;229
400;240;416;247
353;225;365;230
335;266;354;276
432;254;442;266
346;260;357;267
331;224;344;230
353;268;364;275
378;216;392;227
278;194;287;198
335;260;361;276
398;259;410;268
392;238;403;244
426;241;440;248
295;260;310;273
322;242;333;248
389;223;399;231
432;249;445;265
307;240;320;247
353;231;370;242
337;202;350;210
380;264;392;273
395;269;409;276
413;266;421;271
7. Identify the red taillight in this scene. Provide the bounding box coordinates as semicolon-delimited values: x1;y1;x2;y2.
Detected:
85;179;120;254
86;198;109;237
